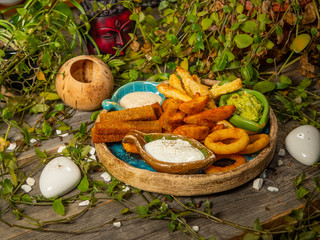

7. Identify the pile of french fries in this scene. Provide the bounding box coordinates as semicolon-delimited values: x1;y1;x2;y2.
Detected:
156;67;243;141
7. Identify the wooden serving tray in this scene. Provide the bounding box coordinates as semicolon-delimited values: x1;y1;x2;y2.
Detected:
95;108;278;196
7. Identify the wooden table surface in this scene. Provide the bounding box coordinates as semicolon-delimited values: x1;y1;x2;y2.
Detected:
1;66;319;240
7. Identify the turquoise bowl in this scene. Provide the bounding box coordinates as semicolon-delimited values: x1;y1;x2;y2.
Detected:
102;81;166;111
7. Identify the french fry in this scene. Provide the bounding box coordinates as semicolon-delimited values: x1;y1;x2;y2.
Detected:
169;74;186;94
192;74;201;83
173;124;210;141
179;93;209;115
176;67;211;97
209;78;242;99
206;99;217;109
161;98;182;112
184;105;236;125
157;83;192;102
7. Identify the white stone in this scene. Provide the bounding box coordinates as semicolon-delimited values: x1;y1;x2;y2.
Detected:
192;226;200;232
56;130;62;135
278;159;284;166
252;178;263;190
79;200;90;206
101;172;111;182
30;138;37;143
278;148;286;157
122;186;130;192
89;146;96;156
259;169;267;179
7;142;16;151
267;186;279;192
57;145;66;153
39;157;81;198
26;177;35;186
21;184;32;193
113;222;121;227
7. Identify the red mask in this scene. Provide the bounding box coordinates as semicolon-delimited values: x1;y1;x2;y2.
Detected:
87;10;133;55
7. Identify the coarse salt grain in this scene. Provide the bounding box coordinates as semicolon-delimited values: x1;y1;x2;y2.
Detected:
252;178;263;190
21;184;32;193
30;138;37;144
278;159;284;166
26;177;35;186
192;226;200;232
278;148;286;157
79;200;90;206
122;186;130;192
267;186;279;192
113;222;121;227
101;172;111;182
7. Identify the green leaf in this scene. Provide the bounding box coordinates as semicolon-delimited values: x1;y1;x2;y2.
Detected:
40;92;60;100
42;121;52;137
187;14;197;23
168;220;176;231
22;194;33;203
79;122;86;135
276;82;289;90
191;23;201;31
243;232;260;240
279;75;292;85
166;62;176;70
152;55;162;64
136;205;149;216
290;34;311;53
30;104;50;114
78;176;89;192
121;208;130;215
241;20;258;34
35;147;47;158
253;218;262;231
253;81;275;93
54;104;65;112
298;231;317;240
41;51;51;69
289;209;303;221
234;34;253;49
241;64;253;82
201;18;213;30
53;198;65;216
296;186;310;199
158;1;169;10
90;111;100;121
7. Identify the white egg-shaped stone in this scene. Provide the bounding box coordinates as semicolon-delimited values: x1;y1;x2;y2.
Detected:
285;125;320;166
39;157;81;198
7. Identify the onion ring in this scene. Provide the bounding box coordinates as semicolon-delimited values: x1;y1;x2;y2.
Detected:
205;154;246;174
204;128;249;154
239;134;270;154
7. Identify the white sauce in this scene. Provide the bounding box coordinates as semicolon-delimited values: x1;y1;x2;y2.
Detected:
143;138;205;163
120;92;163;109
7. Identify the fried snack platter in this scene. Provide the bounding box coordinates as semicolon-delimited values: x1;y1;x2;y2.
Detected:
94;69;278;196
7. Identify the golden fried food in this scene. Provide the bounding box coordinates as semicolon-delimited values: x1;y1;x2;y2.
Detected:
239;134;270;154
183;105;236;125
161;98;182;112
99;103;161;122
205;154;246;174
179;93;209;115
157;83;192;102
95;120;162;135
173;124;210;141
122;142;140;154
204;128;250;154
210;78;242;99
206;99;217;109
169;73;186;94
91;127;126;143
176;66;211;97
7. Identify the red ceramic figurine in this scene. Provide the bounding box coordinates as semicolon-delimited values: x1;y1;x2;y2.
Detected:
81;0;134;55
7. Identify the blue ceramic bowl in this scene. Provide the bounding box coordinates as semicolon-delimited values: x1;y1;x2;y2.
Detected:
102;81;166;111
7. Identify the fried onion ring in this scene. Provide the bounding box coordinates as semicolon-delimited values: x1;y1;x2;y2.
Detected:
205;154;246;174
204;128;249;154
239;134;270;154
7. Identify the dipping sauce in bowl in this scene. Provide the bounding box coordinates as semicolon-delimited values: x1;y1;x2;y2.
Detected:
120;91;163;109
144;137;205;163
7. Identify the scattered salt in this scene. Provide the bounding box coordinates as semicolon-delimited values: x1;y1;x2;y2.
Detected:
21;184;32;193
26;177;35;186
79;200;90;206
192;226;200;232
252;178;263;190
122;186;130;192
101;172;111;182
278;159;284;166
113;222;121;227
56;130;62;135
30;138;37;144
267;186;279;192
278;148;286;157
